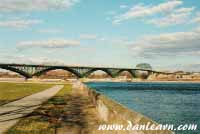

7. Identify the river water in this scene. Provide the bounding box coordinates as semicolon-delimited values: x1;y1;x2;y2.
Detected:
86;82;200;134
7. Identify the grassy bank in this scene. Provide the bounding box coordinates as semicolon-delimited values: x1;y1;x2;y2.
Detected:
7;84;72;134
0;82;54;105
7;83;100;134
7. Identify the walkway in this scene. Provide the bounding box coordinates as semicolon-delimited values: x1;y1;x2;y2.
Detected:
0;85;64;134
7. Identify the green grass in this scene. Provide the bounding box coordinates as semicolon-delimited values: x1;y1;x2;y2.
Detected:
55;84;72;97
7;84;72;134
0;82;54;105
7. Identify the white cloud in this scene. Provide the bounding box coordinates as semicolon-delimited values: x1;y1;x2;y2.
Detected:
130;27;200;58
80;34;97;40
175;7;194;13
0;19;43;29
2;55;65;65
38;29;63;34
113;0;182;24
148;7;194;27
191;12;200;23
156;63;200;72
193;18;200;23
0;0;79;12
17;39;80;49
113;0;198;27
99;38;106;41
120;5;128;9
0;0;79;29
182;64;200;72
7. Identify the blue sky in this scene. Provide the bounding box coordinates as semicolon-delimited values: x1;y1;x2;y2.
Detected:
0;0;200;71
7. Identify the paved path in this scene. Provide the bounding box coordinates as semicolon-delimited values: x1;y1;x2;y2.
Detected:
0;85;64;134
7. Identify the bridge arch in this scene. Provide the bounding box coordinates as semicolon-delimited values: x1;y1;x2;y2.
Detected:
0;66;31;78
83;68;114;78
33;67;82;78
116;70;135;78
134;69;152;79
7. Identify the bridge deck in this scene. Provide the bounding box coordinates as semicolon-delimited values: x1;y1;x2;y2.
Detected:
0;63;174;78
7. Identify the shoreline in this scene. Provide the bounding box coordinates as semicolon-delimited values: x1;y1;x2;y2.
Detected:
0;77;200;83
76;81;174;134
82;79;200;83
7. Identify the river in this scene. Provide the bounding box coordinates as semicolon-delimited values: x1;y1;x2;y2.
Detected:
86;82;200;134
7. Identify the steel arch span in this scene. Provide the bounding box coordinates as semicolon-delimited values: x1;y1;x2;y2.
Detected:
0;65;31;78
82;68;115;78
33;66;83;78
0;63;173;79
115;69;136;78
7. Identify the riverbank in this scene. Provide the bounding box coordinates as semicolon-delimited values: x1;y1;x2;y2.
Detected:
82;78;200;83
2;81;174;134
0;85;63;134
0;77;200;83
73;81;174;134
86;82;200;134
0;82;55;106
7;83;101;134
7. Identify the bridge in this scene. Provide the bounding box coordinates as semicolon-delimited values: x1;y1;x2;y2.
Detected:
0;63;173;79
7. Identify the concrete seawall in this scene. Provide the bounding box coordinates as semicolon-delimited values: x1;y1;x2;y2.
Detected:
72;81;174;134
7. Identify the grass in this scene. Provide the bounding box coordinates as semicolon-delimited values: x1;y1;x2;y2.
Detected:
0;82;55;105
55;84;72;97
7;84;100;134
7;84;72;134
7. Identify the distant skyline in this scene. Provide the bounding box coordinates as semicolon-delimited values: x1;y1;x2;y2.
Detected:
0;0;200;71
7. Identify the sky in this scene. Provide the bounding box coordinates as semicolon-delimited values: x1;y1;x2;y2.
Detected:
0;0;200;71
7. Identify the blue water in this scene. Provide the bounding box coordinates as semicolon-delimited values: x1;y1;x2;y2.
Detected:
86;82;200;134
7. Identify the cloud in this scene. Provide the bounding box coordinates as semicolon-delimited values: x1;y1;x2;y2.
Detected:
192;17;200;23
113;0;182;24
0;19;43;29
130;27;200;58
2;55;65;65
148;7;194;27
0;0;79;12
120;5;128;9
37;29;63;34
99;38;106;41
191;12;200;23
182;64;200;72
157;63;200;72
80;34;97;40
17;39;80;49
0;0;79;29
